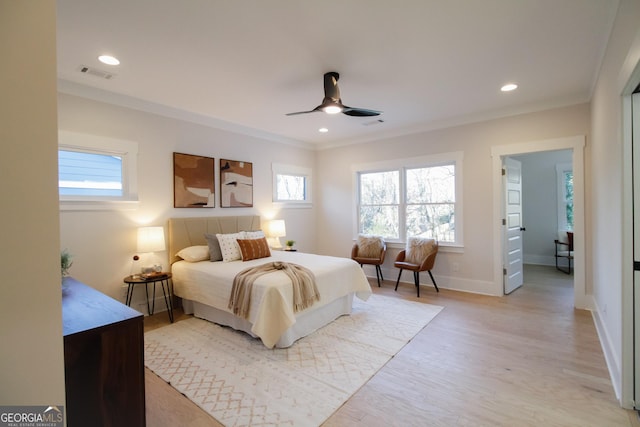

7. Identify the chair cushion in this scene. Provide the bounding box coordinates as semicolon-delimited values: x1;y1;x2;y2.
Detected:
394;261;421;271
356;235;384;258
405;237;437;265
353;256;383;265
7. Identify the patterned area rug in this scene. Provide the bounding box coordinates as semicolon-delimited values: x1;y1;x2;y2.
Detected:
144;294;443;427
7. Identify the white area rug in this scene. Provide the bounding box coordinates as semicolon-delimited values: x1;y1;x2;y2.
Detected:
144;294;443;427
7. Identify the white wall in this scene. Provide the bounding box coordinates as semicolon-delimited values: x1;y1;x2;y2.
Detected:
316;104;590;295
0;1;66;408
589;0;640;406
58;94;316;308
513;150;572;266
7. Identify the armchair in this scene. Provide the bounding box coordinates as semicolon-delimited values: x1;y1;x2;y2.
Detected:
394;237;439;297
351;235;386;287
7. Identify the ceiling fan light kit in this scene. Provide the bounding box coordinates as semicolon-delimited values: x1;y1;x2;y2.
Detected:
287;72;382;117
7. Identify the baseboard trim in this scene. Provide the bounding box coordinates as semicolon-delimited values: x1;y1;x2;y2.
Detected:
591;296;622;403
363;266;498;296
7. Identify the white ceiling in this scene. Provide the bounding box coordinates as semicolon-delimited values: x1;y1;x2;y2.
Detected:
56;0;618;148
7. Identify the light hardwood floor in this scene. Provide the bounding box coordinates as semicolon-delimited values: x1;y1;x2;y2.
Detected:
144;265;639;426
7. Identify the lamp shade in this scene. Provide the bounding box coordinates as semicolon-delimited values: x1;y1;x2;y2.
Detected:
137;226;166;253
266;220;286;238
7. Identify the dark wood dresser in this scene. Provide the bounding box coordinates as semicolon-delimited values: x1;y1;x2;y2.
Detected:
62;277;145;427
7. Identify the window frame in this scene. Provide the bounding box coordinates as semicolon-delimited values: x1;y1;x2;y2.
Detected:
58;130;138;211
353;151;464;249
272;163;312;208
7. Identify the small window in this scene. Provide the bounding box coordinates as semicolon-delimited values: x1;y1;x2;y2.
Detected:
272;163;312;206
59;150;124;197
556;163;573;231
58;131;138;210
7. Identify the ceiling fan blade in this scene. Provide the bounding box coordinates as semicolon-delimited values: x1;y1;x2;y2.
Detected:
285;106;322;116
342;106;382;117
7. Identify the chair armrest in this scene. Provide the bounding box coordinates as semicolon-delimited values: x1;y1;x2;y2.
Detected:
420;250;438;271
351;244;358;259
395;250;406;263
379;244;387;263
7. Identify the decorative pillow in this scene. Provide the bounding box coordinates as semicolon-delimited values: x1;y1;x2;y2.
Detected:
357;235;384;258
405;237;437;265
237;237;272;261
204;233;223;262
243;230;265;239
176;245;210;263
216;232;246;262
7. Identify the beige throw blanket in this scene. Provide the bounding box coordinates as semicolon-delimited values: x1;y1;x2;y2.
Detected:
229;261;320;319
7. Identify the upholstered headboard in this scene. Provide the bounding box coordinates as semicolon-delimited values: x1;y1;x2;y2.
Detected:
168;215;262;264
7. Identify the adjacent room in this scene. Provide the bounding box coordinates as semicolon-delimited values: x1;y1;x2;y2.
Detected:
4;1;640;426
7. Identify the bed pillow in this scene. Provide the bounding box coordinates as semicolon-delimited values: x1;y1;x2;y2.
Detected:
405;237;437;265
357;234;384;258
216;232;246;262
243;230;265;239
204;233;223;262
176;245;210;262
237;237;272;261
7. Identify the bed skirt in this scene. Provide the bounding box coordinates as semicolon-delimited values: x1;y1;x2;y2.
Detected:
181;293;355;348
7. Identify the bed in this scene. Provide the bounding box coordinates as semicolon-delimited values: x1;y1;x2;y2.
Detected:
168;216;372;348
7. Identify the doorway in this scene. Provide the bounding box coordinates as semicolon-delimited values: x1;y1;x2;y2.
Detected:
511;150;574;287
491;136;587;308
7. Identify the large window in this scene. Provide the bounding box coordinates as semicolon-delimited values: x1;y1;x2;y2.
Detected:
355;152;463;246
58;131;138;210
272;163;312;207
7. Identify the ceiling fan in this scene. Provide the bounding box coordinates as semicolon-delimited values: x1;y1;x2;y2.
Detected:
286;72;382;117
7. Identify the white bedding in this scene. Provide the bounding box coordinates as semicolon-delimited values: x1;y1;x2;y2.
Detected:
172;250;372;347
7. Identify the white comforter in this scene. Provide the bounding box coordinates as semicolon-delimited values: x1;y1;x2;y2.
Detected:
171;251;372;347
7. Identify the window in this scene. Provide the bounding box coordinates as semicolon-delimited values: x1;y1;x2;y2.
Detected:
556;163;573;231
58;131;138;210
355;152;463;246
59;150;124;197
359;170;400;238
272;163;312;206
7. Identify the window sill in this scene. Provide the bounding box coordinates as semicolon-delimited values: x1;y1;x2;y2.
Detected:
272;202;313;209
60;200;139;211
376;241;464;254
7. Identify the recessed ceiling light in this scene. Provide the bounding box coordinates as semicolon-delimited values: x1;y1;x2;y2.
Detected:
501;83;518;92
98;55;120;66
318;128;329;133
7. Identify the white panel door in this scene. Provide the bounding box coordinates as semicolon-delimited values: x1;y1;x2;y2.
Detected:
504;157;524;294
633;92;640;408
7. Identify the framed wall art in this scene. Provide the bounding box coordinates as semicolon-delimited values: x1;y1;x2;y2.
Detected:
173;152;215;208
220;158;253;207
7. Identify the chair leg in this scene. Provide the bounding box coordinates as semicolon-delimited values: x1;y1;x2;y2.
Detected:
375;265;383;287
414;271;420;298
428;270;439;292
395;269;403;291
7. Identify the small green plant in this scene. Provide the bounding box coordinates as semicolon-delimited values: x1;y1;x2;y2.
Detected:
61;249;73;277
285;240;295;247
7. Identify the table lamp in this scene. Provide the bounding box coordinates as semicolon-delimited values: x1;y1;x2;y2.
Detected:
266;219;286;249
136;226;166;275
